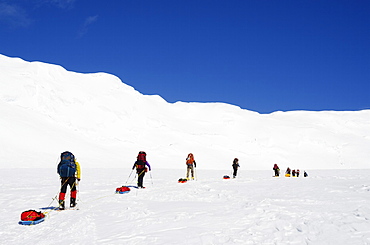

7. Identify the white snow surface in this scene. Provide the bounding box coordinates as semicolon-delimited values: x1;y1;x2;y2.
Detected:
0;54;370;170
1;168;370;244
1;54;370;244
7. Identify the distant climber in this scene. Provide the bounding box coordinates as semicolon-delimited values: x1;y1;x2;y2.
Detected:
285;167;291;177
273;163;280;177
132;151;151;188
292;169;296;177
232;158;240;178
186;153;196;180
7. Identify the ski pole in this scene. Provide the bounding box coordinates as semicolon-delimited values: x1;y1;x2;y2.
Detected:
76;179;81;203
129;172;137;186
125;169;134;184
47;193;59;207
47;177;70;208
149;171;153;185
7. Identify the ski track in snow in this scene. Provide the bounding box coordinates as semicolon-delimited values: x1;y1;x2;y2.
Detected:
1;169;370;245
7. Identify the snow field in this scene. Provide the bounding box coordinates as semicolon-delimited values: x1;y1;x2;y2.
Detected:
1;54;370;244
1;54;370;171
1;168;370;245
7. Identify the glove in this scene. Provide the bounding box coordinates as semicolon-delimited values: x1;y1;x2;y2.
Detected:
77;178;81;181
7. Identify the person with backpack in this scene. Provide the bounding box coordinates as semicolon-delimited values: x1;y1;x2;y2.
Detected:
273;163;280;177
232;158;240;178
186;153;196;180
57;151;81;210
132;151;151;188
285;167;291;177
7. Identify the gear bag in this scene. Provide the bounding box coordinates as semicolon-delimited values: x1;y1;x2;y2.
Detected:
58;151;76;178
136;161;147;169
20;210;45;221
137;151;146;162
116;186;131;193
186;153;195;165
135;151;147;171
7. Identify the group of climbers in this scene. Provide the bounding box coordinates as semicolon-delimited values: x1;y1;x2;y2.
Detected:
280;166;308;177
273;164;308;178
55;151;308;210
55;151;152;210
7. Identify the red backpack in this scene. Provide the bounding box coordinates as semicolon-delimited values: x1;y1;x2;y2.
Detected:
137;151;146;162
20;210;45;221
136;151;147;170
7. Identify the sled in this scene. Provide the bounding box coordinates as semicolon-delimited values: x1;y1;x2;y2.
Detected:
178;178;187;183
285;174;290;177
116;186;131;194
223;175;231;179
116;190;130;194
19;218;45;226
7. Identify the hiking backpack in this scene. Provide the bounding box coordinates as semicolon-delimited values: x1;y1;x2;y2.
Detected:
58;151;76;178
20;210;45;221
137;151;146;162
186;153;194;165
135;161;148;172
136;151;147;170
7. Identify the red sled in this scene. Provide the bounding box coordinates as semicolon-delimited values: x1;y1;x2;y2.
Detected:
116;186;131;194
19;210;45;225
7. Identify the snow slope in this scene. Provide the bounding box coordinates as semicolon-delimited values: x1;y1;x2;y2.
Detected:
1;168;370;244
1;53;370;170
1;54;370;244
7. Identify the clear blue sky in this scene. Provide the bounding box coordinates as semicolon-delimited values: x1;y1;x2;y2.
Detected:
1;0;369;113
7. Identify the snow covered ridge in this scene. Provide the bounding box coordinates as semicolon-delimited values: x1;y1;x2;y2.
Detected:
0;54;370;170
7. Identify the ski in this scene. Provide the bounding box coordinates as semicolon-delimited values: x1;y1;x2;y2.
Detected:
41;205;79;211
56;207;79;211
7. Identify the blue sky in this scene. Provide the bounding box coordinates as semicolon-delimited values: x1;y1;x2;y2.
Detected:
1;0;369;113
